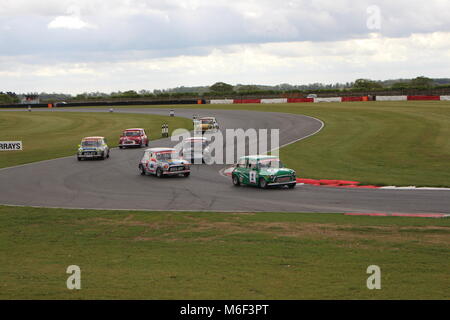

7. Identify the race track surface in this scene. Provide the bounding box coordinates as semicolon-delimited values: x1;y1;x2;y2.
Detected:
0;107;449;214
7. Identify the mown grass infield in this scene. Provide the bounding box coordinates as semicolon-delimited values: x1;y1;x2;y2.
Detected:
0;111;192;169
0;206;448;299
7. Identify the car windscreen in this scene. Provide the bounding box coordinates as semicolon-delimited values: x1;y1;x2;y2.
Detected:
258;159;283;168
183;141;207;149
155;152;177;161
82;140;101;147
201;119;214;124
124;131;141;136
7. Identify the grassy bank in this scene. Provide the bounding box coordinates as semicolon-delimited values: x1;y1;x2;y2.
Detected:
0;205;448;299
0;111;192;169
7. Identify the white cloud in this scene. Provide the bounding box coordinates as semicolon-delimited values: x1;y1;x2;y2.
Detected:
1;1;450;93
48;15;95;30
47;4;95;30
2;31;450;93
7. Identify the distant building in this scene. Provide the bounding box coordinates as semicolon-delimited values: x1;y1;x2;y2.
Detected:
21;94;40;104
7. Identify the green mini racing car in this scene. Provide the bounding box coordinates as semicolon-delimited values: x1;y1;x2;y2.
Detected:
231;155;297;189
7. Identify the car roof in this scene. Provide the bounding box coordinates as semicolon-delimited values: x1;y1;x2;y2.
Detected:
199;117;215;120
82;136;104;140
145;147;176;153
239;155;279;161
124;128;144;131
184;137;207;141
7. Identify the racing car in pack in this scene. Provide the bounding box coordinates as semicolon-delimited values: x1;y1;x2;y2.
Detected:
231;155;296;189
181;137;212;164
119;128;149;148
77;136;110;160
194;117;219;134
139;147;191;177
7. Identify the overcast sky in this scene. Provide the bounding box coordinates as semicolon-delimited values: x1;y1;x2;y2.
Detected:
1;0;450;94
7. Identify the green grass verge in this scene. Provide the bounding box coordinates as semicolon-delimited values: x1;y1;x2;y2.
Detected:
0;111;192;169
111;101;450;187
0;205;448;299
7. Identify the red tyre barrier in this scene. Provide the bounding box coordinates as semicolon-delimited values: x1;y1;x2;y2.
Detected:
342;96;364;102
407;96;440;101
233;99;261;104
287;98;314;103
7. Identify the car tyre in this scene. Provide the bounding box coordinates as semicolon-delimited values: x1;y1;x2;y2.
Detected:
140;165;146;176
259;178;268;189
288;183;296;189
77;157;81;161
184;172;190;177
232;174;240;186
156;168;163;178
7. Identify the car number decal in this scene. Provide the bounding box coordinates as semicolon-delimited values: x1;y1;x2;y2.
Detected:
249;171;257;184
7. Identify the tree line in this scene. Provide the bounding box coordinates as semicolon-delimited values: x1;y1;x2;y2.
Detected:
2;76;450;104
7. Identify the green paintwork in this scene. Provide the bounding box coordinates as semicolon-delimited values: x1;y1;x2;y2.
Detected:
232;155;296;188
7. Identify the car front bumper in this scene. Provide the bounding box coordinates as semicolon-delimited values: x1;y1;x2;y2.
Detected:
267;181;297;186
78;152;104;158
163;169;190;175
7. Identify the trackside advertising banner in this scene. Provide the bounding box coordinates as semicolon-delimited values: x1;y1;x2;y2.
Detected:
0;141;23;151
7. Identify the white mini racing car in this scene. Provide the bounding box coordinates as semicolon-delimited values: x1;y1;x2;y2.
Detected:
139;147;191;177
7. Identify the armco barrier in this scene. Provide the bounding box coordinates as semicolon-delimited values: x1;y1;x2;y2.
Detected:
233;99;261;104
0;100;205;108
407;95;440;101
342;96;365;102
210;99;234;104
314;97;342;103
261;98;288;104
287;98;314;103
375;96;407;101
440;96;450;101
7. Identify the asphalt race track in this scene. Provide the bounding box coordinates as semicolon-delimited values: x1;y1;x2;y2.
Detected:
1;107;449;214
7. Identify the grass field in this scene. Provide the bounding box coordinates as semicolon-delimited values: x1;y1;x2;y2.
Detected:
111;101;450;187
0;205;448;299
0;111;192;169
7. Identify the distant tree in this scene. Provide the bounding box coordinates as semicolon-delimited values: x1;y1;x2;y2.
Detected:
209;82;234;94
236;85;260;93
410;76;434;88
391;82;410;90
353;79;383;90
0;92;19;104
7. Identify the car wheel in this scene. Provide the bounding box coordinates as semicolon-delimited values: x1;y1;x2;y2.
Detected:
156;168;163;178
288;183;296;189
119;146;123;149
184;172;190;177
145;141;149;147
77;157;81;161
100;152;105;160
232;174;240;186
140;165;146;175
259;178;268;189
106;151;110;158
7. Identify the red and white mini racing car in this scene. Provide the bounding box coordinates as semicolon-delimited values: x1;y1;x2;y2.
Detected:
139;147;191;178
119;128;149;148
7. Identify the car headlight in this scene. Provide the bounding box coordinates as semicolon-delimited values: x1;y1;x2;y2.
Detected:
163;164;169;169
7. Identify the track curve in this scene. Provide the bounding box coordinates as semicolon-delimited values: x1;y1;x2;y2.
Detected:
0;107;449;214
